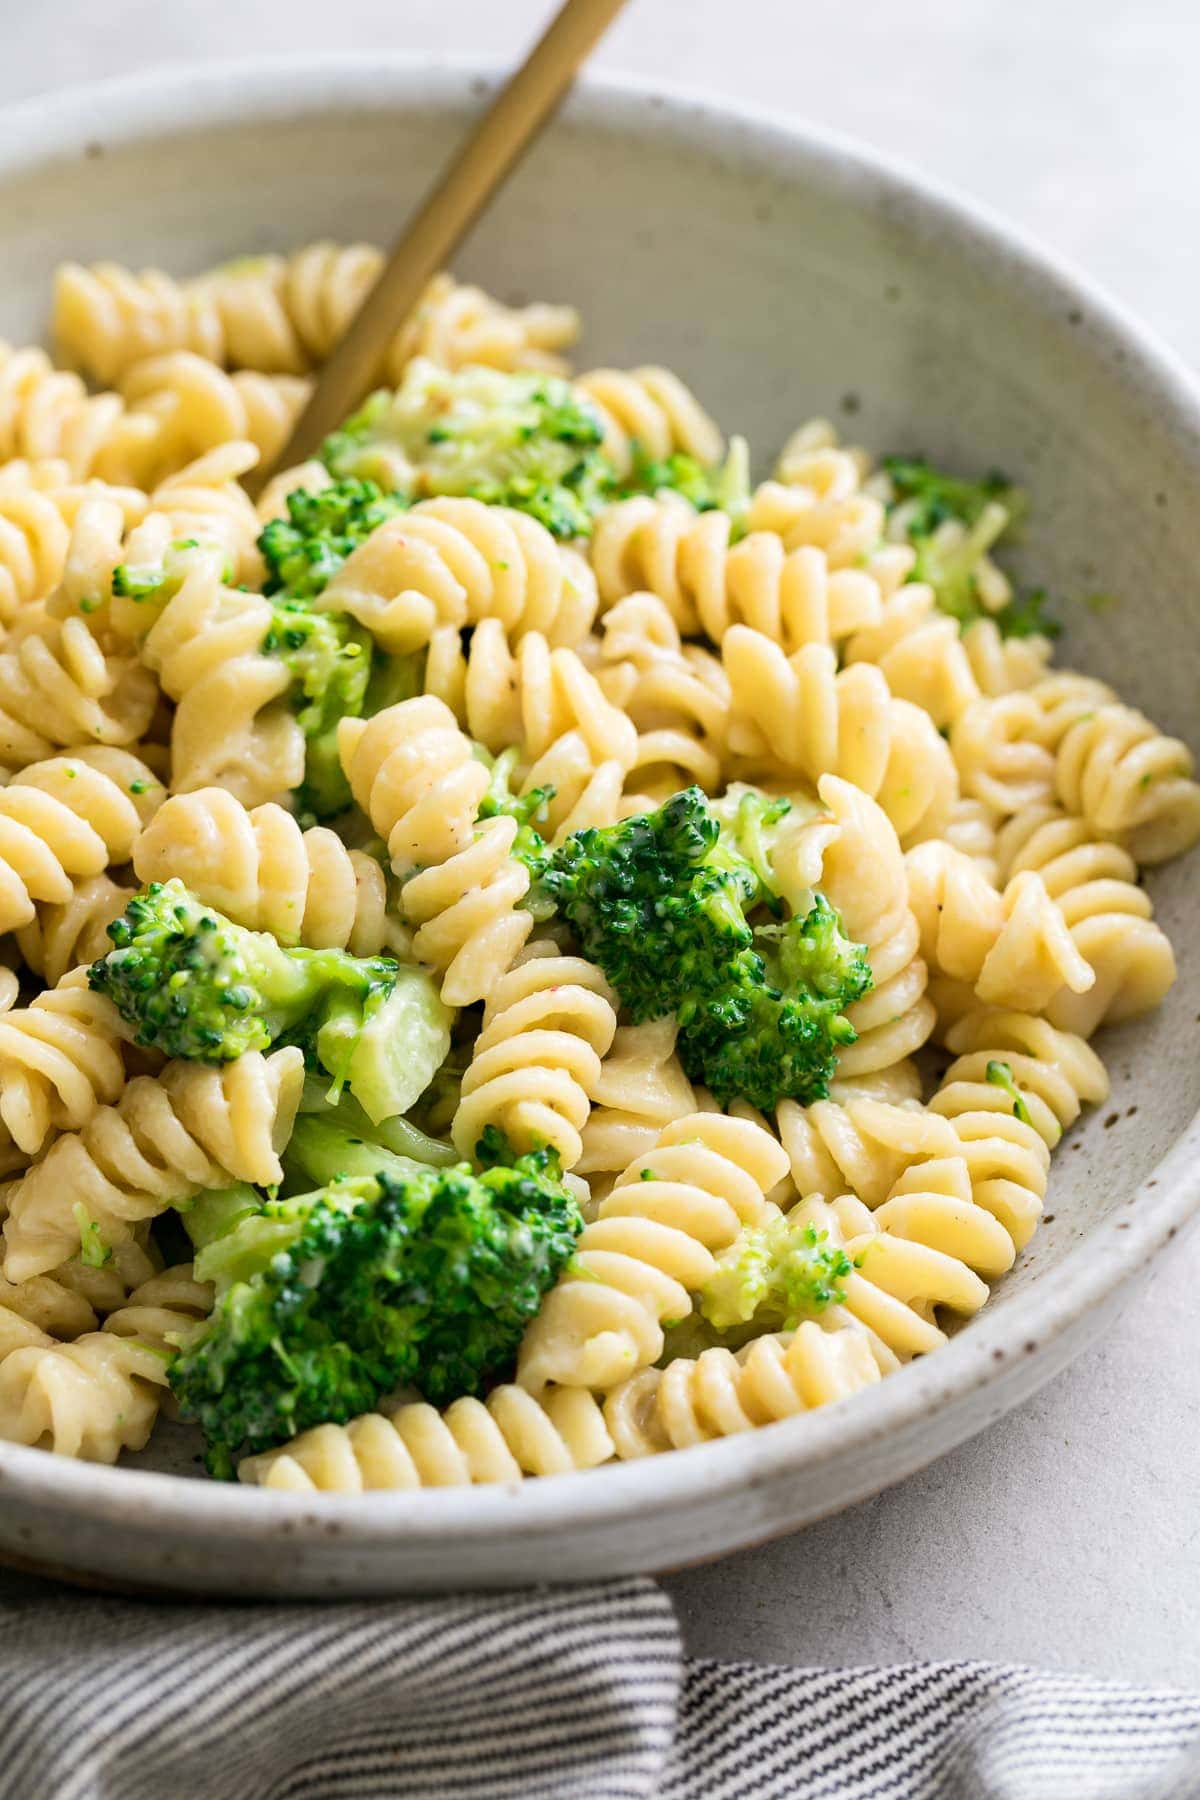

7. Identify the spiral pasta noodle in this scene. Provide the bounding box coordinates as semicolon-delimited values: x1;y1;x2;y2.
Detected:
2;1047;304;1282
574;367;722;478
422;618;638;770
745;469;884;570
788;1189;991;1362
844;578;981;730
723;629;958;845
0;593;158;771
0;745;160;937
0;458;147;626
994;805;1176;1035
590;592;730;799
950;671;1114;818
323;496;597;655
517;1113;789;1392
0;966;138;1158
54;251;580;383
0;1231;160;1340
603;1319;882;1458
773;775;935;1078
118;353;311;483
1054;701;1200;865
451;947;618;1169
0;341;156;485
773;1093;959;1208
133;787;403;956
0;1264;212;1462
577;1017;698;1196
906;841;1096;1017
111;535;304;803
240;1383;613;1491
338;696;534;1005
930;1008;1109;1249
591;498;883;649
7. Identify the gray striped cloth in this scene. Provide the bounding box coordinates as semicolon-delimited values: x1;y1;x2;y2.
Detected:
0;1573;1196;1799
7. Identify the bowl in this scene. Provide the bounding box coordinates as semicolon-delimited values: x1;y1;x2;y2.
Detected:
0;56;1197;1597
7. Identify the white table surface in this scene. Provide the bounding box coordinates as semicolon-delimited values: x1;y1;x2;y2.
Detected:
4;0;1197;1689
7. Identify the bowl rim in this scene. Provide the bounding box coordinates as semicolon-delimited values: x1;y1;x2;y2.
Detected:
1;52;1198;1544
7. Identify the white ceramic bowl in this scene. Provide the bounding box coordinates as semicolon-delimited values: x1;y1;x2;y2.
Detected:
1;57;1197;1597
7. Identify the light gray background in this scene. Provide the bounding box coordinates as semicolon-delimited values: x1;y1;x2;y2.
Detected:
4;0;1197;1687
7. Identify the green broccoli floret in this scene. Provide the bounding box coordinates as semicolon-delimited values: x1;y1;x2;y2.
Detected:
258;479;409;600
700;1212;854;1335
707;783;797;909
322;362;614;538
541;787;871;1109
687;896;872;1111
540;786;761;1025
294;642;425;826
881;454;1056;638
262;598;373;739
89;880;451;1122
621;435;750;528
476;746;555;886
171;1123;583;1475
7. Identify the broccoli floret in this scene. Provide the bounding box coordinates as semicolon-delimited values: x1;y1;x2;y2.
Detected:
262;599;373;739
686;897;872;1111
882;456;1018;537
707;783;797;910
476;746;554;886
171;1125;583;1475
540;786;761;1025
258;479;409;600
89;880;451;1122
621;435;750;528
322;361;614;538
700;1212;854;1335
294;644;424;827
881;454;1056;638
541;788;871;1109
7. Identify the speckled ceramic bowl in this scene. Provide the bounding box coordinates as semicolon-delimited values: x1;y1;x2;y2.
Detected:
0;57;1196;1596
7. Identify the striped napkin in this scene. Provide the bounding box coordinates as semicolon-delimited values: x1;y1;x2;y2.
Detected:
0;1573;1195;1799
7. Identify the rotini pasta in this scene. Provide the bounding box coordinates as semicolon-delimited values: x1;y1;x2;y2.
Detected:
574;367;722;478
240;1383;613;1490
577;1017;698;1195
517;1114;789;1392
452;946;618;1168
591;497;882;649
906;840;1096;1017
0;745;160;937
722;629;958;845
603;1320;882;1458
2;1047;304;1281
422;617;637;770
54;250;580;383
930;1009;1109;1249
338;696;534;1005
0;341;156;485
323;496;597;654
133;787;404;956
0;244;1187;1488
119;352;311;483
1054;701;1200;865
994;805;1176;1035
0;1264;211;1461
